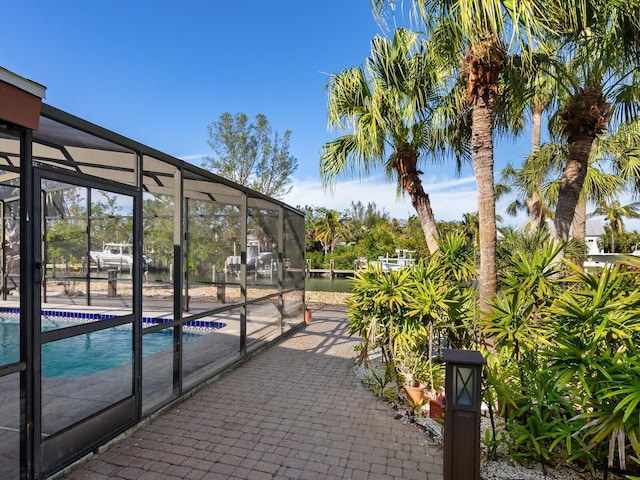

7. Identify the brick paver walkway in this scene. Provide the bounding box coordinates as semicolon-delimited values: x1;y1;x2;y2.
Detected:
61;308;443;480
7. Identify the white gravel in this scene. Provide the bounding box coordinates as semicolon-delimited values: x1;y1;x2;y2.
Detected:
480;460;604;480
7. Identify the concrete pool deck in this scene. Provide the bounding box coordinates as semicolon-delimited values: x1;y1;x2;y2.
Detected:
57;308;444;480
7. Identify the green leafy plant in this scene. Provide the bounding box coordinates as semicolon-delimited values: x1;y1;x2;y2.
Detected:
365;364;395;399
482;428;508;461
347;251;475;393
626;455;640;480
395;343;427;387
506;368;596;474
546;262;640;472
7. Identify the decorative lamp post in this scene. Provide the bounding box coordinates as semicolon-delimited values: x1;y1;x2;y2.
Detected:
443;348;486;480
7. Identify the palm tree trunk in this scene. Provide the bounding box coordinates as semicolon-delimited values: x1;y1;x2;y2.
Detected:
527;195;544;232
394;144;440;254
553;136;593;251
471;94;498;314
554;84;609;258
572;198;587;270
528;107;544;232
531;108;542;154
413;195;440;254
525;107;545;232
611;229;616;253
572;198;586;242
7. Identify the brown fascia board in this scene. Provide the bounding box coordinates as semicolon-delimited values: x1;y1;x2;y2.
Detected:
0;66;46;130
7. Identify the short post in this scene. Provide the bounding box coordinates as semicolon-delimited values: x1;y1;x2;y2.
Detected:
216;271;225;303
107;269;118;297
443;348;486;480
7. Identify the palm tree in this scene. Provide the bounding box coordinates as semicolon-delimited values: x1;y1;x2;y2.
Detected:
600;120;640;195
320;28;442;254
540;122;638;245
499;143;564;231
544;1;640;257
502;125;631;245
588;199;640;253
313;210;347;256
460;212;480;249
498;48;563;232
372;0;545;314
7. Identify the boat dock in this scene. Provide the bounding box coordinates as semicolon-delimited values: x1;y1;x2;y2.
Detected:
305;267;354;278
304;249;416;277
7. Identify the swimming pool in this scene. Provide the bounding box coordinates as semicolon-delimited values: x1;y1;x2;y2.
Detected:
0;312;225;377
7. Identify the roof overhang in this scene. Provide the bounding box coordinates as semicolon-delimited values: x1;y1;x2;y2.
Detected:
0;67;46;130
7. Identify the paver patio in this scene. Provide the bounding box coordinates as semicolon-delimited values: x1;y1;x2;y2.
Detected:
58;308;443;480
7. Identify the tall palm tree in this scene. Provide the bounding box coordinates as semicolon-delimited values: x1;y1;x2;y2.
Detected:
544;1;640;257
372;0;545;314
588;199;640;253
538;118;638;244
321;28;442;254
461;212;480;249
500;48;562;232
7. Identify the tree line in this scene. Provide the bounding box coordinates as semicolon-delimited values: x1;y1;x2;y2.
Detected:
303;199;640;271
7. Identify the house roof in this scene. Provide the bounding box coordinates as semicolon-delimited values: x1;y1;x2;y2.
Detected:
585;220;605;237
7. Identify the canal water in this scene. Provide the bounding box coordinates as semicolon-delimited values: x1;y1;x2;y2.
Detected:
305;276;352;292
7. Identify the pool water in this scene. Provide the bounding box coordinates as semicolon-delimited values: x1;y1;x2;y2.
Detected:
0;317;203;377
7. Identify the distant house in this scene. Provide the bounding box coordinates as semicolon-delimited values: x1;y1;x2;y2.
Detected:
585;221;605;255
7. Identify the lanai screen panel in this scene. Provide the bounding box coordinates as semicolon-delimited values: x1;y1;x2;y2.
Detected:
283;208;305;290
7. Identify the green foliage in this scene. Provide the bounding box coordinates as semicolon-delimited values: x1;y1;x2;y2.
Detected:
404;254;475;350
323;246;358;270
301;204;433;266
483;245;640;473
363;364;395;400
506;368;595;471
313;209;349;255
433;231;476;283
346;233;475;395
482;427;509;462
46;187;133;265
482;239;564;398
600;228;640;253
406;392;427;413
305;250;324;269
627;456;640;480
143;194;174;268
546;262;640;471
203;112;298;199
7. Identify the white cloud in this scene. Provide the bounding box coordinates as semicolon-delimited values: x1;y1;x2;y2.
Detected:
284;175;481;223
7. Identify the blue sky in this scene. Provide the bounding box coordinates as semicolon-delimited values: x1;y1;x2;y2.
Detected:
5;1;553;227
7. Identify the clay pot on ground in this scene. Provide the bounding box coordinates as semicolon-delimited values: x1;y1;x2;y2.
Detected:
403;383;425;404
428;392;444;419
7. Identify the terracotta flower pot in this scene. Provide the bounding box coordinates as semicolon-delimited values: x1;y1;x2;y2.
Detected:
428;393;444;419
403;383;425;404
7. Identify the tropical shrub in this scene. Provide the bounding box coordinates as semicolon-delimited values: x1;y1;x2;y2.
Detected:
482;242;640;475
346;233;476;395
546;263;640;472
